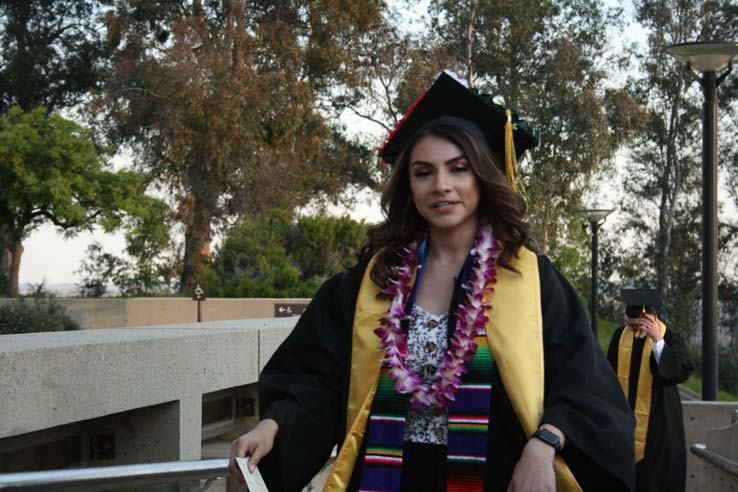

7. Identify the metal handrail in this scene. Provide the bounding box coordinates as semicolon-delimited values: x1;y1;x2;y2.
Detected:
691;443;738;478
0;458;229;492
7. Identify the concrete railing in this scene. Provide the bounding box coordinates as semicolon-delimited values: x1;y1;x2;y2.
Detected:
683;402;738;492
691;412;738;492
0;298;310;329
0;319;293;475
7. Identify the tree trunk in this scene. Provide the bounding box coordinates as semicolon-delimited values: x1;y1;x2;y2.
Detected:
541;198;549;256
179;195;214;293
4;239;23;298
0;227;11;291
464;0;479;88
657;183;679;305
656;76;685;305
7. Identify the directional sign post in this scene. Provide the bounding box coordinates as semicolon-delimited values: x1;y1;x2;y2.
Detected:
274;303;308;318
192;282;206;322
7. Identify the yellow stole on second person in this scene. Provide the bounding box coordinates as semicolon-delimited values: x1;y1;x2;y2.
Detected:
616;320;667;462
322;247;581;491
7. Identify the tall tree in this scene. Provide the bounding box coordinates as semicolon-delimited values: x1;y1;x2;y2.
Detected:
96;0;384;291
0;0;107;113
76;197;178;297
0;0;112;294
0;107;147;297
76;199;179;298
713;1;738;349
428;0;634;258
619;0;738;329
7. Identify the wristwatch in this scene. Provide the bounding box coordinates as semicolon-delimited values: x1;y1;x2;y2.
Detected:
532;428;562;453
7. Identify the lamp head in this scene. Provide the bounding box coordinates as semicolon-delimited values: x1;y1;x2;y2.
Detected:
664;41;738;73
574;208;614;223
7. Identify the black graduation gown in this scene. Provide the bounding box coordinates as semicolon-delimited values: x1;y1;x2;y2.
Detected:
258;255;636;492
607;327;695;492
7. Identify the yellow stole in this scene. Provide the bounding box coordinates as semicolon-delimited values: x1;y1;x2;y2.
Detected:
323;247;581;491
616;320;667;462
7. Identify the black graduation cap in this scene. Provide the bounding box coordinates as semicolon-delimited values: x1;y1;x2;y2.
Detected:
378;71;539;175
622;288;662;318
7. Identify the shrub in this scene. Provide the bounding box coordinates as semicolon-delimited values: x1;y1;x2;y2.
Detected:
718;346;738;396
688;343;738;397
200;211;367;298
0;296;80;335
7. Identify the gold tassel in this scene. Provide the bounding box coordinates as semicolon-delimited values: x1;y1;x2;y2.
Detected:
505;108;529;212
504;109;518;192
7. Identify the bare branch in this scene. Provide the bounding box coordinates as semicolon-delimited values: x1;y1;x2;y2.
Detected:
333;103;391;132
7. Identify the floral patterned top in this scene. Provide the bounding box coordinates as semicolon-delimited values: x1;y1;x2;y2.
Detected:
403;304;450;445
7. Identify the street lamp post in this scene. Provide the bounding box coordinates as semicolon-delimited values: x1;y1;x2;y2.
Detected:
664;41;738;401
575;208;614;338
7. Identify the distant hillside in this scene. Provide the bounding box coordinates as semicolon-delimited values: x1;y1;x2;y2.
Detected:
18;283;120;298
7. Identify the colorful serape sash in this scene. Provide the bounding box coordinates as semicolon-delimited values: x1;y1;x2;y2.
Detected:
357;367;408;490
358;327;494;492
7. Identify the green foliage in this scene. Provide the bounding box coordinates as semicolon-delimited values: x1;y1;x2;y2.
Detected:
0;0;107;113
115;197;180;296
74;194;180;298
681;375;737;403
202;211;309;298
719;279;738;351
201;211;366;298
291;214;368;278
686;345;738;402
76;203;180;297
717;347;738;398
548;216;591;299
77;244;114;297
0;107;140;236
0;1;134;299
0;106;154;297
596;318;620;354
0;295;79;335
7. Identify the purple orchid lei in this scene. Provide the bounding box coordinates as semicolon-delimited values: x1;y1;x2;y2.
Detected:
374;221;500;408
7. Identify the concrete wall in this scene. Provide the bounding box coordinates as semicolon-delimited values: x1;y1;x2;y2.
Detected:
0;298;310;329
683;401;738;492
0;318;293;473
704;419;738;492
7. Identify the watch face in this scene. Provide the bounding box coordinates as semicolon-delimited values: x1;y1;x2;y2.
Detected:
535;429;561;450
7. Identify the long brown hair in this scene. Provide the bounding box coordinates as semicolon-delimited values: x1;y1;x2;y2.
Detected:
359;119;537;289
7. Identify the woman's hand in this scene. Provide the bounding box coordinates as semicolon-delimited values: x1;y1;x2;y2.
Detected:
229;418;279;484
507;425;564;492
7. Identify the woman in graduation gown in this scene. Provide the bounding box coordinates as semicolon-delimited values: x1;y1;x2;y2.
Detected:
230;71;636;492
